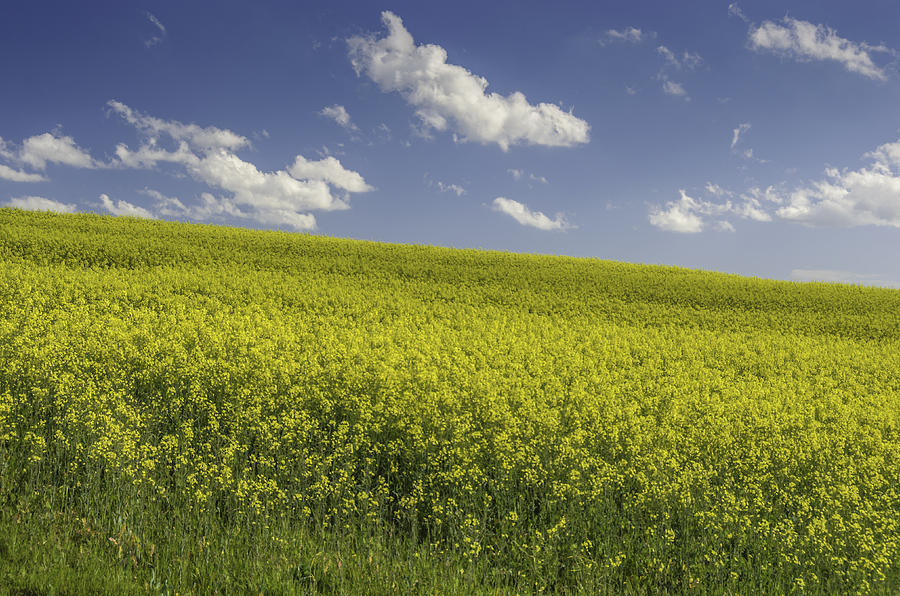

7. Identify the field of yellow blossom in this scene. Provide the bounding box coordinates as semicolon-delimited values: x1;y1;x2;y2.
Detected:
1;208;898;593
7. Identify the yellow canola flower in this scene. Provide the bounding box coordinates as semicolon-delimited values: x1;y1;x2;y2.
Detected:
0;208;899;591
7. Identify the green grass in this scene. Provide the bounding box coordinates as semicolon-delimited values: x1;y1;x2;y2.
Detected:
0;491;520;595
1;208;898;594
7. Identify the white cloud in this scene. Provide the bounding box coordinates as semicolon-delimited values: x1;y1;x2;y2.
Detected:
144;189;247;221
145;12;167;48
654;43;701;102
715;220;736;232
749;17;892;81
625;85;637;95
109;102;372;230
375;122;392;140
731;122;751;149
492;197;570;230
287;155;373;193
705;182;732;197
674;161;900;230
5;196;76;213
658;45;676;64
869;140;900;167
348;11;590;151
682;51;703;69
648;191;708;233
108;100;249;153
0;163;47;182
657;45;702;69
319;104;359;132
0;131;102;177
138;188;189;217
601;27;644;45
728;3;749;23
424;174;466;196
729;123;768;162
246;208;317;231
732;193;772;221
507;168;548;184
776;147;900;228
742;185;783;205
649;188;771;233
662;79;688;98
99;193;155;219
741;148;769;163
20;133;99;170
791;269;900;289
191;152;350;214
438;181;466;196
0;137;13;160
192;192;245;219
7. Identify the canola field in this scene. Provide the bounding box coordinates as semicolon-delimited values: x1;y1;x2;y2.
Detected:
1;208;899;593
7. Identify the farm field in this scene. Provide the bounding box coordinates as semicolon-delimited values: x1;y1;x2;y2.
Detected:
0;208;899;594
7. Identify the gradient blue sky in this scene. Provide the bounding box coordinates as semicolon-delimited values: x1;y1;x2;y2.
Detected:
3;0;900;286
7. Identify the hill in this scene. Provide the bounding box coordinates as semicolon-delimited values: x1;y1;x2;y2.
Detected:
1;208;898;593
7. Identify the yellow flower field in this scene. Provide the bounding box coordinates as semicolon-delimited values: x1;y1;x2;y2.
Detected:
1;208;898;593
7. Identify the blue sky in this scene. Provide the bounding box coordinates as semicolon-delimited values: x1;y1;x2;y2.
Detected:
3;0;900;286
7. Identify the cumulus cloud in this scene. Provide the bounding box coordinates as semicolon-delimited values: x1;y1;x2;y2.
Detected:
319;104;359;132
0;163;47;182
601;27;644;45
99;193;156;219
109;101;372;230
348;11;590;151
20;133;100;170
190;152;351;215
145;12;167;47
775;140;900;227
749;17;892;81
648;189;772;233
492;197;570;230
0;132;102;179
655;135;900;231
648;191;708;233
287;155;373;192
733;193;773;221
5;196;76;213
